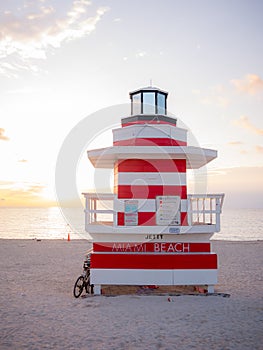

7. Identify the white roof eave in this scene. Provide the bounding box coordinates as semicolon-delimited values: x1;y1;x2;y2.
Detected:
87;146;217;169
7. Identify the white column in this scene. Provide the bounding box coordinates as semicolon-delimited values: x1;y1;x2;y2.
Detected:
207;285;214;293
93;285;101;295
215;197;221;232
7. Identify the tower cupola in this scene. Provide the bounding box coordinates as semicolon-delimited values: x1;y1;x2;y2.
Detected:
122;86;175;127
130;86;168;115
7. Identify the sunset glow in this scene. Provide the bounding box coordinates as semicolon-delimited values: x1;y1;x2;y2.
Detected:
0;0;262;209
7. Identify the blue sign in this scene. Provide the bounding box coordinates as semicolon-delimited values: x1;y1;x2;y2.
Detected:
169;227;180;234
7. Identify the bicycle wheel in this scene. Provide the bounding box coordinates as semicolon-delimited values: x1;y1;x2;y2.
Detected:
73;276;85;298
84;271;94;294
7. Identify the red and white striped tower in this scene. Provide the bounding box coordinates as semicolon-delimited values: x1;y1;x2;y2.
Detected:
84;86;224;295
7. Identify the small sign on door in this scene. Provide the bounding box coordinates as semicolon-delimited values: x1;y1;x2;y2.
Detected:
124;200;138;226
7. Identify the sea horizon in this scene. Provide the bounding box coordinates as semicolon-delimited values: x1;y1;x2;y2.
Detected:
0;207;262;241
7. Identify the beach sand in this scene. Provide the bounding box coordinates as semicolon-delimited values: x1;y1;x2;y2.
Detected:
0;239;262;349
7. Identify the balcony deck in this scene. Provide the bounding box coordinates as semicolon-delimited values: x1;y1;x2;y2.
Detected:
82;193;224;235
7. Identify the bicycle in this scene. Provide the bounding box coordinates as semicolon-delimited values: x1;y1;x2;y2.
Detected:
73;253;94;298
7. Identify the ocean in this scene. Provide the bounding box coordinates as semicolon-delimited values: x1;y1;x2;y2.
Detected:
0;207;262;241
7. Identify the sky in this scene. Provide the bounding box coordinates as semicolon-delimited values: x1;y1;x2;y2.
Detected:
0;0;262;209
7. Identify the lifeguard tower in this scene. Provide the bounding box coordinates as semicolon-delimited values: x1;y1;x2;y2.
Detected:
83;86;224;295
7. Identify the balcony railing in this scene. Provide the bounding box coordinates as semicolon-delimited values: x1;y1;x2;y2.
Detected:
188;194;225;232
83;193;225;232
83;193;117;227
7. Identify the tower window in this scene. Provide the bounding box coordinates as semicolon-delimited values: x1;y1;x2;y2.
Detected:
157;93;166;114
143;92;155;114
132;93;141;115
130;87;168;115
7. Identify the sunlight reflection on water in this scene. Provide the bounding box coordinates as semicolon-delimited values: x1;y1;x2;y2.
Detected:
0;207;262;241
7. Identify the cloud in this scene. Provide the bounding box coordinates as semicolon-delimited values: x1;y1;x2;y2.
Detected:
0;1;109;76
227;141;247;154
231;74;263;95
255;145;263;153
0;180;43;193
7;86;37;94
200;96;229;108
207;166;263;208
233;116;263;135
0;128;9;141
198;85;230;108
136;51;147;58
0;181;56;207
227;141;243;146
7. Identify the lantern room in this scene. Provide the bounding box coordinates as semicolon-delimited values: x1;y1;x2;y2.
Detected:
130;86;168;115
124;86;176;127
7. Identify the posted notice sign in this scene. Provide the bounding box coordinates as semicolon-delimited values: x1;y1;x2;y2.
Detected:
124;200;138;226
156;196;181;226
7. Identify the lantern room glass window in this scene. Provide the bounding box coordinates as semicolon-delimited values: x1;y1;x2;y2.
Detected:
131;89;167;115
157;93;166;114
143;92;155;114
132;93;141;115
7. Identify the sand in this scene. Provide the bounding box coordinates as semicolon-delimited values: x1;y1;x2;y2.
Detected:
0;239;262;350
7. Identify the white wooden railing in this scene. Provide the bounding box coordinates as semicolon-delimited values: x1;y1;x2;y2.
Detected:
83;192;225;231
83;193;117;227
187;194;225;232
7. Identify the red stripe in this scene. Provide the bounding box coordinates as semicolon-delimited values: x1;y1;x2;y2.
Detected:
118;212;155;225
90;253;217;269
114;138;186;146
122;121;177;127
93;242;211;253
117;185;187;199
181;212;188;226
116;159;186;172
117;212;188;226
